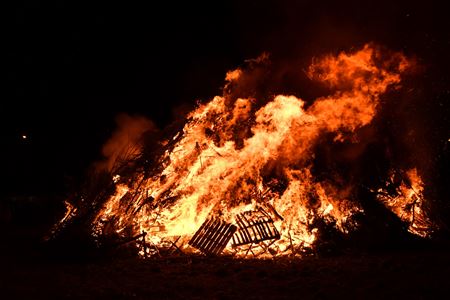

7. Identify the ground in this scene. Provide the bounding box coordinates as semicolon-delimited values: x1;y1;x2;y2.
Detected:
1;224;449;299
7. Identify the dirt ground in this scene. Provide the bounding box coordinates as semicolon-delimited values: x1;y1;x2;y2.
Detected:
1;227;450;300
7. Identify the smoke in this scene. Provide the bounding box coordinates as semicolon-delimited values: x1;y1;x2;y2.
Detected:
95;113;156;173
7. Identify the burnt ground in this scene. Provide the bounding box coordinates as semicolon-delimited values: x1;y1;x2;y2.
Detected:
1;220;450;300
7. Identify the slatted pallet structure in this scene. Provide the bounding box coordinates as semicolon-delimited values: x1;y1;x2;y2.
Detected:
232;208;280;247
188;218;237;255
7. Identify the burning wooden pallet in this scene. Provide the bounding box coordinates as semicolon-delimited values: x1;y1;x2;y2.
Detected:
232;209;280;247
189;218;237;255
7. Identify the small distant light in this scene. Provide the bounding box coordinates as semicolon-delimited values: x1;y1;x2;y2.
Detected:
22;135;27;139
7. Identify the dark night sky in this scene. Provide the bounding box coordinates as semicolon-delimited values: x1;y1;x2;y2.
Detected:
3;0;450;197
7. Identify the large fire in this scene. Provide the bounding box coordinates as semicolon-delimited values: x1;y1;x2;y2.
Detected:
56;44;433;258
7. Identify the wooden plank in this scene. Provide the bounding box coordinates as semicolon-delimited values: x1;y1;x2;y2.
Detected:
232;211;281;247
214;224;237;254
199;219;222;252
189;217;213;247
189;218;237;255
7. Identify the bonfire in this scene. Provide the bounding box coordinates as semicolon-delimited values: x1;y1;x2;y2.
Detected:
50;44;435;258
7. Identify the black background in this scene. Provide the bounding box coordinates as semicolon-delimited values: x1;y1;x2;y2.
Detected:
4;0;450;197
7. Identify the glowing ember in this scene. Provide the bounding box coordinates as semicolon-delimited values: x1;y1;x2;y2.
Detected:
56;44;434;258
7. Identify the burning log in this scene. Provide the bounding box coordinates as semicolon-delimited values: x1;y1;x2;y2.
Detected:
189;218;237;255
165;236;184;255
106;231;149;257
114;231;147;247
